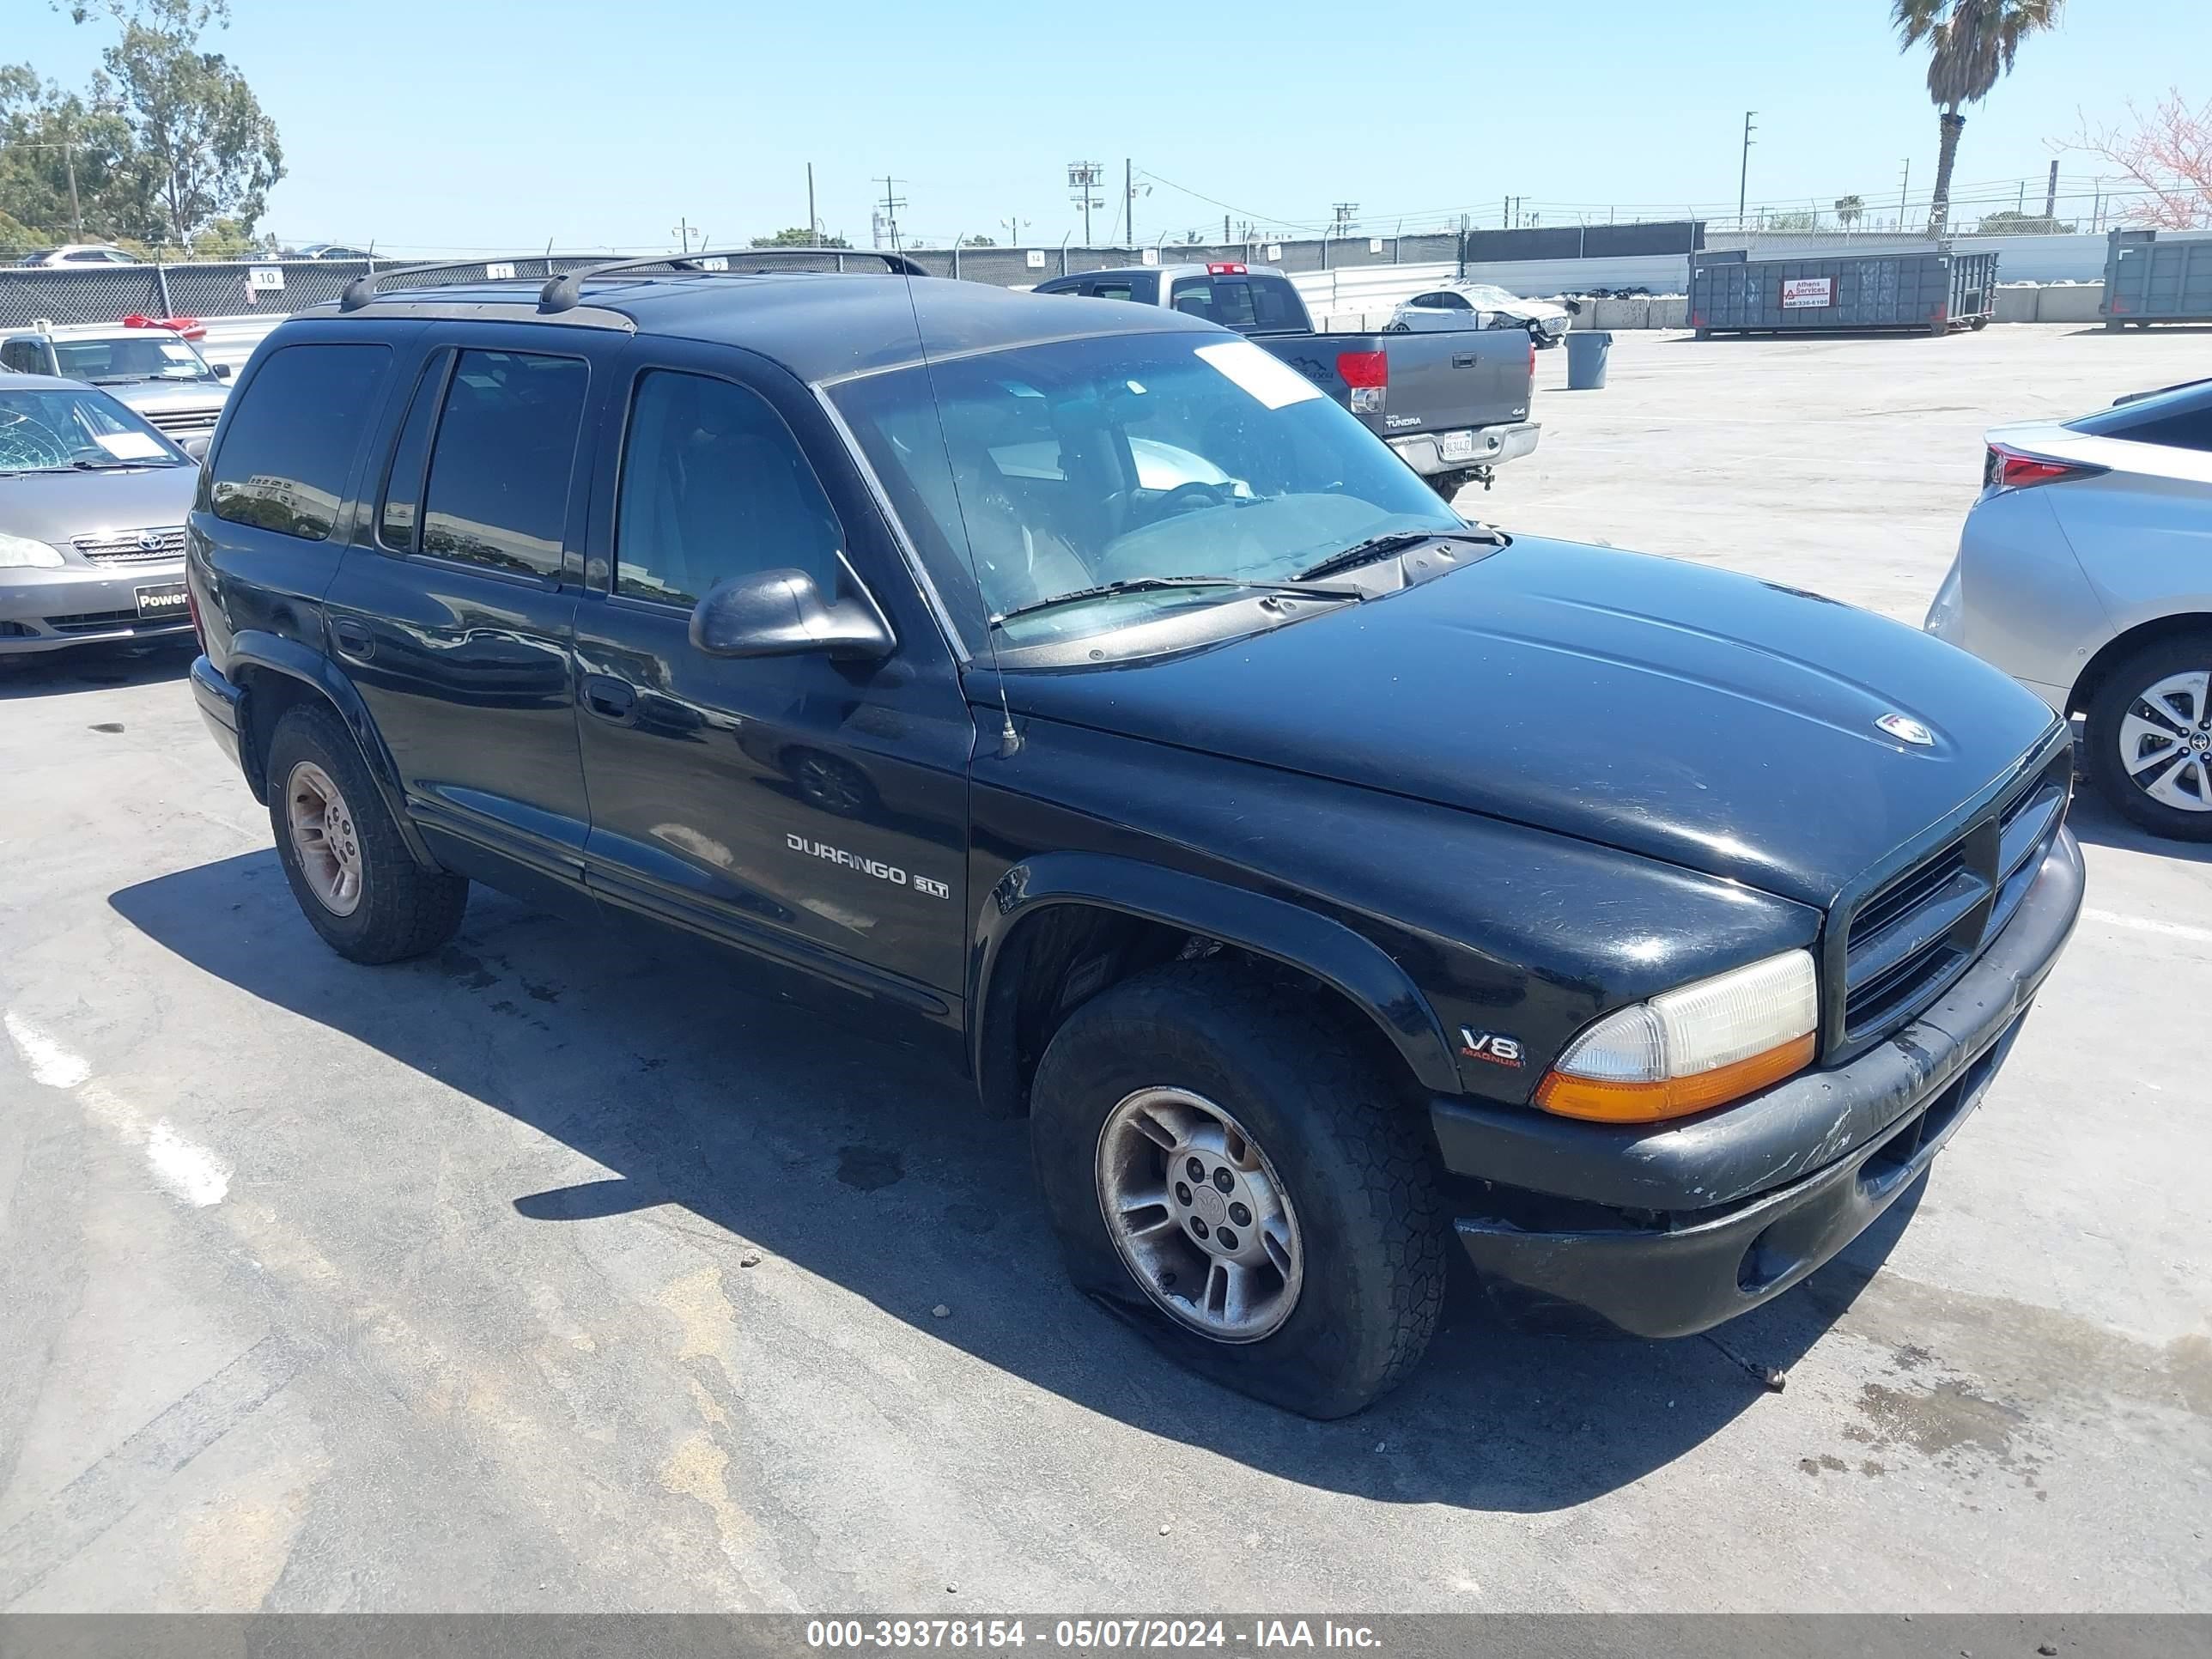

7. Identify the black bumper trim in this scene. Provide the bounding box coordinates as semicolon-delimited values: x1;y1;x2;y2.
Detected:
190;653;244;772
1428;827;2084;1213
1455;1006;2027;1339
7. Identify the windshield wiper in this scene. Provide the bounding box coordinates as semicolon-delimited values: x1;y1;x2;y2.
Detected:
990;574;1358;628
1294;526;1505;583
68;458;168;471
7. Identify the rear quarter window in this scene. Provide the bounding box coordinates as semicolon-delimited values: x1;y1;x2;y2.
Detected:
209;342;392;541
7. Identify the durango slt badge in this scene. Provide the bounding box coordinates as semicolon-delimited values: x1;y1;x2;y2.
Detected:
1877;712;1936;746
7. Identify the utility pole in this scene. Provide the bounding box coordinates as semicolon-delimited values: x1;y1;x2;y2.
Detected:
807;162;817;246
1003;214;1029;246
60;118;82;240
1899;158;1911;230
1067;162;1103;246
1737;111;1757;230
2044;159;2059;222
878;175;907;252
672;218;690;254
1125;158;1134;248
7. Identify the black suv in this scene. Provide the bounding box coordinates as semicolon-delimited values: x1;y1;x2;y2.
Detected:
185;255;2083;1418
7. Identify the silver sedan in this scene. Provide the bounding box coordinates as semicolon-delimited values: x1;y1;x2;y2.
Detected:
1926;377;2212;841
0;374;201;657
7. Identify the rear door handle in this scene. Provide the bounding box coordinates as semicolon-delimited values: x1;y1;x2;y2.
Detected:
581;674;638;722
330;617;374;658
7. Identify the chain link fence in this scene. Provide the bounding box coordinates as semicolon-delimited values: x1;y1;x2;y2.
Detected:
0;222;1713;330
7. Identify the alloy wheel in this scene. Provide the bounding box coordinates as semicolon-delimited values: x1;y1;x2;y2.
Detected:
2117;669;2212;814
1095;1086;1304;1343
284;760;367;915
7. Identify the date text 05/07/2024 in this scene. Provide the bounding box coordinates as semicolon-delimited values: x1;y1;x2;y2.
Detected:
804;1619;1383;1650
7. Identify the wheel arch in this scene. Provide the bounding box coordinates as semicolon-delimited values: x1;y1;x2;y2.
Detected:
2069;611;2212;717
969;852;1461;1117
225;630;440;869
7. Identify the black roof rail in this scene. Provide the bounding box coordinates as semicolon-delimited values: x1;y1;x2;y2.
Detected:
537;247;928;313
337;256;557;312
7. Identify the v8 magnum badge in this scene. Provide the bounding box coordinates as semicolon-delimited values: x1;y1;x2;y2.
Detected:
1459;1028;1525;1068
787;834;951;899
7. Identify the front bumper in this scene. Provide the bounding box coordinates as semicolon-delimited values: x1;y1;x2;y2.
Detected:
1439;827;2084;1339
1388;421;1540;477
0;561;193;654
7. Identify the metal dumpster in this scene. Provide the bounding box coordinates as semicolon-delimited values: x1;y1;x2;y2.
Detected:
2102;229;2212;328
1689;248;1998;337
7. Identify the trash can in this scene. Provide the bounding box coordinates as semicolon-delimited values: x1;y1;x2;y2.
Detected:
1565;329;1613;390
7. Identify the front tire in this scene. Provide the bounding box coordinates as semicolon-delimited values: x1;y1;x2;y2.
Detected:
2084;635;2212;842
266;704;471;961
1030;963;1445;1418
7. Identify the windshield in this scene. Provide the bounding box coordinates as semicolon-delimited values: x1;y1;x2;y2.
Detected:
830;331;1461;652
0;386;191;472
1458;286;1517;307
51;335;217;384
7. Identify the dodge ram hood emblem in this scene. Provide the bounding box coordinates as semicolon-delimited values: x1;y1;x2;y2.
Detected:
1876;712;1935;746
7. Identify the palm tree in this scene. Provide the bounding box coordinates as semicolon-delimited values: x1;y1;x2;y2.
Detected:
1893;0;2064;236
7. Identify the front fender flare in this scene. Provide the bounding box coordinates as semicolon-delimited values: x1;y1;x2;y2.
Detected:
225;629;439;870
969;851;1462;1101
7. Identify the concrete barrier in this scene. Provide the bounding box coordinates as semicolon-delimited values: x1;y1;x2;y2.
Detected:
2031;283;2106;324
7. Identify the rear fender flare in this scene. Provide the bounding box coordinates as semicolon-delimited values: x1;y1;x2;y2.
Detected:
970;851;1461;1099
225;629;439;870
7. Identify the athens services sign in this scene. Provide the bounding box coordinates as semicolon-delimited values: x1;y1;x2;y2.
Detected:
1781;276;1835;308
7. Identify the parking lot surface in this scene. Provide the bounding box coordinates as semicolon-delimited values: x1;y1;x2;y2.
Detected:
3;325;2209;1614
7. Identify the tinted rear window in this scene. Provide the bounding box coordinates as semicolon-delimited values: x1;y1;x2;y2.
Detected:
210;343;391;541
418;349;589;580
2067;380;2212;453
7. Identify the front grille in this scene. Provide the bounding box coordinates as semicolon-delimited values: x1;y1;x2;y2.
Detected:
144;408;220;434
1839;748;2071;1046
73;526;185;567
46;608;143;634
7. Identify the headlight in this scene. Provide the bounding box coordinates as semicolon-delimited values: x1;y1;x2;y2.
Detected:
0;532;65;569
1535;949;1818;1123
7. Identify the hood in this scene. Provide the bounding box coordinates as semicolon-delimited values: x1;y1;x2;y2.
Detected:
105;381;228;415
991;538;2061;908
0;464;200;546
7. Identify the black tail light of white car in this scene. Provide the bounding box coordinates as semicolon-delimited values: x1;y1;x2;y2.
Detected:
1983;443;2106;494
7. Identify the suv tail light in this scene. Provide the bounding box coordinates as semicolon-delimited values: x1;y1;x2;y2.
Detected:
1337;348;1387;414
1984;443;2106;492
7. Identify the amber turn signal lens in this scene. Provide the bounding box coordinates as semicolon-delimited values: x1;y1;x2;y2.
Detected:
1534;1031;1817;1123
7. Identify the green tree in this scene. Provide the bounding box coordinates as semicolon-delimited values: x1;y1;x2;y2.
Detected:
1892;0;2063;236
1974;208;2076;234
961;233;994;246
59;0;284;246
1834;193;1866;228
750;226;851;247
0;65;137;245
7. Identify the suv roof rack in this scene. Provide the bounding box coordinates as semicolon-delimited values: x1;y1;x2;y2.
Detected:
535;247;927;313
337;248;927;316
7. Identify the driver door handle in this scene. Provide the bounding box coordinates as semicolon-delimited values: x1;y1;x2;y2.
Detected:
581;674;637;723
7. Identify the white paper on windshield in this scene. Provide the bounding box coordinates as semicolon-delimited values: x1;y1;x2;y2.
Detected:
95;430;167;459
1194;340;1323;411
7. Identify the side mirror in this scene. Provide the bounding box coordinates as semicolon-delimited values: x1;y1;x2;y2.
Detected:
214;362;234;380
690;567;895;662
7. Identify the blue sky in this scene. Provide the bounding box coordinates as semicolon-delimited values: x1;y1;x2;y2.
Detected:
11;0;2206;252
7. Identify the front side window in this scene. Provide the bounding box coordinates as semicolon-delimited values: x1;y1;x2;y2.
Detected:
613;369;843;607
418;349;588;579
0;384;191;473
832;331;1459;655
210;343;391;541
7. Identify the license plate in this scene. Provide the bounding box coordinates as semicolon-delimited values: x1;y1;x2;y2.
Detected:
1439;430;1480;463
135;582;188;620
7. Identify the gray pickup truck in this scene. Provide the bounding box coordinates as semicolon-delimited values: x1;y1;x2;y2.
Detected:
1033;263;1537;497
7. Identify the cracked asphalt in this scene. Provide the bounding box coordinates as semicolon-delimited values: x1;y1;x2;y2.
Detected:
3;325;2209;1613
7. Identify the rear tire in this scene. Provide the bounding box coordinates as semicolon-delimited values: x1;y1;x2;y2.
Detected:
1030;963;1445;1419
266;704;471;961
2083;634;2212;842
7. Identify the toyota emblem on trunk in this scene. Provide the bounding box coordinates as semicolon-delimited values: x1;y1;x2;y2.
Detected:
1876;712;1935;746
